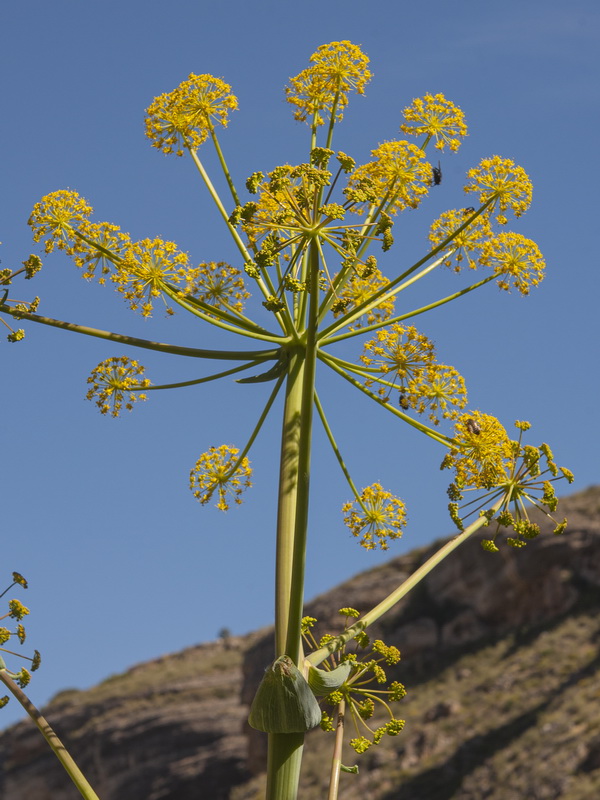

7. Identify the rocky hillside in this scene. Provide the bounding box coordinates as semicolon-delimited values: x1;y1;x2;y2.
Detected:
2;487;600;799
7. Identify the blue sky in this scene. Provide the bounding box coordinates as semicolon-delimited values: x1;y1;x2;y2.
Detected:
1;0;599;729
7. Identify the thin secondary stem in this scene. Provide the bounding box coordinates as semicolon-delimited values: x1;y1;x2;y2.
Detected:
0;306;281;361
306;500;502;668
209;126;241;207
327;697;346;800
143;359;266;391
319;350;454;447
0;670;101;800
314;391;363;504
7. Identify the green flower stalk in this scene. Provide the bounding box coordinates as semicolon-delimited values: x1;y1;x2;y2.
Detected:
1;40;572;800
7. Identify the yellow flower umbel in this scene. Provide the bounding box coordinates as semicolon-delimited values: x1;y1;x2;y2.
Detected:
361;324;436;397
187;261;250;315
73;220;132;283
113;238;193;316
410;364;468;424
444;421;574;548
347;141;431;214
400;93;468;152
0;573;41;701
333;265;395;330
28;190;93;253
479;232;545;295
86;357;150;417
189;444;252;511
286;41;372;126
302;611;406;755
145;74;238;156
465;156;533;224
429;207;493;271
0;248;42;343
441;411;513;490
342;483;407;550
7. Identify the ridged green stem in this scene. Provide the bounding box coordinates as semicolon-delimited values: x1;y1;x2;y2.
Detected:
268;242;321;800
0;306;280;361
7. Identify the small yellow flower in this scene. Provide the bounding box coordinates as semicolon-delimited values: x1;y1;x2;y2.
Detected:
342;483;407;550
145;74;238;155
478;232;545;295
441;412;513;489
429;208;493;271
73;220;133;283
400;93;468;151
8;599;29;620
189;444;252;511
410;364;468;424
86;357;150;417
346;141;431;215
334;266;395;329
28;190;93;253
187;261;250;315
286;41;372;126
113;237;192;316
446;421;573;546
361;324;436;390
464;156;532;222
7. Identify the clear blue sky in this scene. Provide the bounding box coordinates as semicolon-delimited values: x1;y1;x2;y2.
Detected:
2;0;599;729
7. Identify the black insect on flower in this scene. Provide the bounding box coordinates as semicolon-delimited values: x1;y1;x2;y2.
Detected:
431;161;442;186
463;206;475;215
465;417;481;435
399;393;409;410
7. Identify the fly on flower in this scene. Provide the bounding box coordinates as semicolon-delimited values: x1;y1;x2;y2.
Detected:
431;161;442;186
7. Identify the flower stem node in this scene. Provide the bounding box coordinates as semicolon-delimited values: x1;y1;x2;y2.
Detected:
248;655;322;733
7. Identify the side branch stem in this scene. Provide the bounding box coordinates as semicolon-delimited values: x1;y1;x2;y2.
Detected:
306;501;502;668
0;670;100;800
0;306;281;361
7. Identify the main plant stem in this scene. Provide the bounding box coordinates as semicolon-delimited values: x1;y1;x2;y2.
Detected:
267;243;320;800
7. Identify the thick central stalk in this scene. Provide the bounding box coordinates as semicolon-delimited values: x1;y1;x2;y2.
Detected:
267;242;321;800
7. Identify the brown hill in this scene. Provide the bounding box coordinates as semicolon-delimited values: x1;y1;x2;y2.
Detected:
2;486;600;799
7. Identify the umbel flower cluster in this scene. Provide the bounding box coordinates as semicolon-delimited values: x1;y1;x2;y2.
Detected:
10;41;570;550
0;572;41;706
302;610;406;755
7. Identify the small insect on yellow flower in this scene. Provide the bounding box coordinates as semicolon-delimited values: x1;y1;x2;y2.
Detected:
145;74;238;156
86;357;150;417
446;421;573;546
400;93;468;152
342;483;407;550
441;412;514;489
189;444;252;511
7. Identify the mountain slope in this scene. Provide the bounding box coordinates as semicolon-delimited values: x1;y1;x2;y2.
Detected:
2;487;600;799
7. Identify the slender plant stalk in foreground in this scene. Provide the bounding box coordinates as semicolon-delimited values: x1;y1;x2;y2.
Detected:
1;41;572;800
